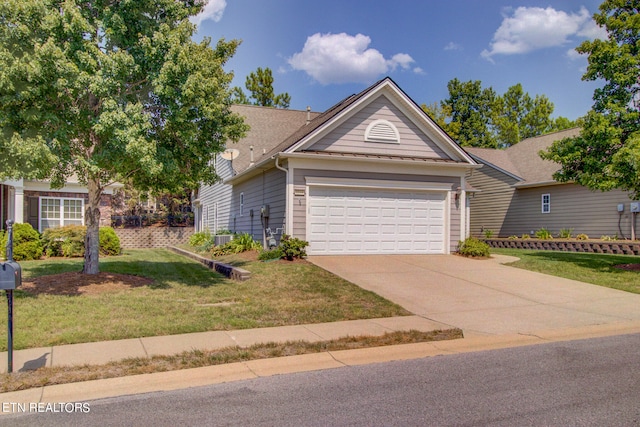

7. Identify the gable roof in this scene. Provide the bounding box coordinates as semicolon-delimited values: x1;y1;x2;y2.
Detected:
466;127;581;187
225;77;477;181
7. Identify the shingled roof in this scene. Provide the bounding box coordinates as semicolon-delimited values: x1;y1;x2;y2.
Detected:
466;127;581;186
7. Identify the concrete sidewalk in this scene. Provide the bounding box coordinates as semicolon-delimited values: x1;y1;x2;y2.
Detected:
0;316;450;374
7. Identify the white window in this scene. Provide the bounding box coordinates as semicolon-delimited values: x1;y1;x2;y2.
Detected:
239;192;244;216
364;119;400;144
541;194;550;214
40;197;84;231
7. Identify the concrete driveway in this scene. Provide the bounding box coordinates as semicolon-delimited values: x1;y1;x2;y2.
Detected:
308;254;640;337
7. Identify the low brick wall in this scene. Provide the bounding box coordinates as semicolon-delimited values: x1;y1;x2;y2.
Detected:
114;227;194;249
485;238;640;255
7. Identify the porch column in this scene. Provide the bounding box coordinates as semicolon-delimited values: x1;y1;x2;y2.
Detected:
13;187;24;223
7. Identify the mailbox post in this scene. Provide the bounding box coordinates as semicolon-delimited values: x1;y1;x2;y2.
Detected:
1;220;21;373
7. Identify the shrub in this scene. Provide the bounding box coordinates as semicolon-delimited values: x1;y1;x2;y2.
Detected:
42;225;121;257
600;235;613;241
280;234;309;260
211;233;262;256
521;234;530;239
483;229;495;238
189;230;212;247
457;237;490;258
558;228;573;239
258;247;284;261
508;235;519;240
0;223;43;261
576;233;589;240
42;225;85;257
99;227;121;255
535;228;553;240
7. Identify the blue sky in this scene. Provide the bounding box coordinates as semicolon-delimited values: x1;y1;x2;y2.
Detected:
193;1;607;121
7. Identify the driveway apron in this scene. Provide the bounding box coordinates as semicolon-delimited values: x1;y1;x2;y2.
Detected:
307;254;640;337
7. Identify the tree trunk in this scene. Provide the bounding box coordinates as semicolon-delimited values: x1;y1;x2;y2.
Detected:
83;176;102;275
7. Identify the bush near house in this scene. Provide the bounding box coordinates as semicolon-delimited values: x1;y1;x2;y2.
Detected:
0;223;43;261
280;234;309;260
458;237;490;258
42;225;121;257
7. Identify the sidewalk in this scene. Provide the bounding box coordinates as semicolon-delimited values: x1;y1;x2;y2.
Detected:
3;315;640;410
0;315;450;373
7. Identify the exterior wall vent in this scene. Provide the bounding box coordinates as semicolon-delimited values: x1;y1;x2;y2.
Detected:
364;119;400;144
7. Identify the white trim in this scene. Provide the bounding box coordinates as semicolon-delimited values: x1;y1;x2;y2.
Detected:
541;193;550;214
38;196;84;232
305;176;453;192
239;192;244;217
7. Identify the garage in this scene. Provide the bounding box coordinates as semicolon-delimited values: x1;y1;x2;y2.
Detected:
306;184;447;255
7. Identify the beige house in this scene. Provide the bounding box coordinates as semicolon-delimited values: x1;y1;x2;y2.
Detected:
466;128;638;239
195;78;479;255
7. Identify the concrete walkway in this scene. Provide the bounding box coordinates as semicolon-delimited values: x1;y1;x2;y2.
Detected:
3;254;640;411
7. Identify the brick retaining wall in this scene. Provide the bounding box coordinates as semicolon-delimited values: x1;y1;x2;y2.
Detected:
114;227;194;248
485;238;640;255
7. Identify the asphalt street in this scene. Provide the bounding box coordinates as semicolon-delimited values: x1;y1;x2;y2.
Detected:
3;333;640;426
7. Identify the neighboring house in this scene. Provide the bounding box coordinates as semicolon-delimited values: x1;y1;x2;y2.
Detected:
0;178;120;232
194;78;479;255
466;128;637;239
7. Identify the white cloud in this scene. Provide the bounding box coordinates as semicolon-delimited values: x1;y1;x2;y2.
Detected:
444;42;461;51
288;33;419;85
566;48;584;61
190;0;227;26
577;19;608;40
481;6;595;60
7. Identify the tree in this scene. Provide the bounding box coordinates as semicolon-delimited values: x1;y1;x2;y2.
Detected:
438;79;575;148
0;0;248;274
232;67;291;108
541;0;640;198
442;79;498;148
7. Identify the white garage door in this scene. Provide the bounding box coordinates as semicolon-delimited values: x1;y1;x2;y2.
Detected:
307;186;446;255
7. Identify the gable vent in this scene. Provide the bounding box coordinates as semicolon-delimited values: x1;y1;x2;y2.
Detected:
364;119;400;144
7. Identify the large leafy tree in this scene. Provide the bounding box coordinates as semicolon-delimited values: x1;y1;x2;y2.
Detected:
442;78;498;148
432;79;575;148
232;67;291;108
541;0;640;199
0;0;248;273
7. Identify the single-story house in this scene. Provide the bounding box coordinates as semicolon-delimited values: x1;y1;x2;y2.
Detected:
194;77;480;255
465;128;638;239
0;178;119;232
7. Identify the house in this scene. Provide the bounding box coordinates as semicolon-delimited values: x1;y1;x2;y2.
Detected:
465;128;637;239
0;178;120;232
194;78;479;255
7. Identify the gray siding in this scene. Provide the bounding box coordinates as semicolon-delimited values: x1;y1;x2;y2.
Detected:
307;95;451;159
502;184;634;239
231;168;286;243
197;155;234;233
466;165;519;238
293;169;462;252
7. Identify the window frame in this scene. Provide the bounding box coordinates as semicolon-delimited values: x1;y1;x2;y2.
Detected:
239;192;244;217
541;193;550;214
39;196;85;231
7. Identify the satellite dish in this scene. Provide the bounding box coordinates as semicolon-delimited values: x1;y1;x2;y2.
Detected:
220;149;240;161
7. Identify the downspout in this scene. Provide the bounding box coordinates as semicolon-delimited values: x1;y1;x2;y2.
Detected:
274;156;290;237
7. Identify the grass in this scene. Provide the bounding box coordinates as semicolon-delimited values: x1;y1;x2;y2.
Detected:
0;249;409;351
0;329;463;393
492;248;640;294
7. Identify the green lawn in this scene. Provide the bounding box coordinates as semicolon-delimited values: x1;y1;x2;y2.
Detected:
0;249;409;351
492;248;640;294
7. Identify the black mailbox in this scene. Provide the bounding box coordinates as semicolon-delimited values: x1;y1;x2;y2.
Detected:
0;261;21;290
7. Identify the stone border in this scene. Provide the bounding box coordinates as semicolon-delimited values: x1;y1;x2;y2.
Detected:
168;246;251;281
484;238;640;255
